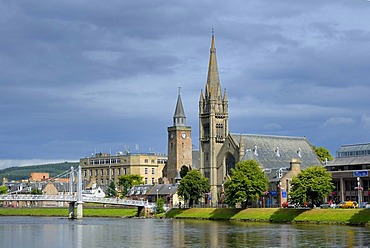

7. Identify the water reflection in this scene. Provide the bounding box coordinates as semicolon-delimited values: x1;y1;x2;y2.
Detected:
0;217;369;247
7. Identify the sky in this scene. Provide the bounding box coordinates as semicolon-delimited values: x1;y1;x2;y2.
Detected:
1;0;370;169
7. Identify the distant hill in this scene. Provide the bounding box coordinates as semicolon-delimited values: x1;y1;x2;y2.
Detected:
0;162;79;183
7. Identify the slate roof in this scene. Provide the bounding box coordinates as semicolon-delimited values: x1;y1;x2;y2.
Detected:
230;133;322;170
146;184;178;196
192;149;200;169
327;156;370;166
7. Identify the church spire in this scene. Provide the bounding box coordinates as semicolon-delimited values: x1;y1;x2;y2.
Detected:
173;87;186;126
205;29;222;101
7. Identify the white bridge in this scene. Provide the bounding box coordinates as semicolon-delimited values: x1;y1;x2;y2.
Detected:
0;194;154;208
0;166;156;219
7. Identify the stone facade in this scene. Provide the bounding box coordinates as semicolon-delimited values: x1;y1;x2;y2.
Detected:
166;92;192;183
199;34;229;201
199;34;321;204
80;152;167;187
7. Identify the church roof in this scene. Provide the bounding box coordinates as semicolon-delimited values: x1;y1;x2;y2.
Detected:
230;133;322;170
174;93;186;118
205;33;222;101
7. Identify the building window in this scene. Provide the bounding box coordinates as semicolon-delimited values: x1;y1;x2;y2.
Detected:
95;170;98;176
101;179;104;185
118;168;121;176
107;169;109;175
151;178;155;185
101;169;104;176
111;169;114;176
89;170;92;177
145;159;148;163
152;168;155;174
84;170;87;177
145;178;148;184
124;168;127;175
151;159;155;164
145;168;148;174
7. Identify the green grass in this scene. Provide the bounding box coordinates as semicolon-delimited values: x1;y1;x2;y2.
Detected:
166;208;370;226
0;207;137;218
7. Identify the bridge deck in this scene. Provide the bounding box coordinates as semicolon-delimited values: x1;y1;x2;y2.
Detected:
0;194;156;208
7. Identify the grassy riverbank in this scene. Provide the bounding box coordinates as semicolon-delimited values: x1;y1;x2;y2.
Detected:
2;207;370;226
0;207;137;218
166;208;370;226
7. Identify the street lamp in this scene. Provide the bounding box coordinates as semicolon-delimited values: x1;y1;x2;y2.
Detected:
168;186;171;208
156;188;159;201
356;177;363;206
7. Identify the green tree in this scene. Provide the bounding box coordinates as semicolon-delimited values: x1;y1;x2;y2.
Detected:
0;185;8;194
31;188;42;195
289;165;334;206
224;160;268;208
312;146;333;163
179;165;189;179
156;197;164;214
177;170;210;207
118;174;143;196
106;181;117;197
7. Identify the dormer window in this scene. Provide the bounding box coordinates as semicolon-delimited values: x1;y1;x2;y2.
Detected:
297;148;302;158
275;147;280;157
253;146;258;156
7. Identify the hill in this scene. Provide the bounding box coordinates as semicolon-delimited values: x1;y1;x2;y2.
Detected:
0;162;79;183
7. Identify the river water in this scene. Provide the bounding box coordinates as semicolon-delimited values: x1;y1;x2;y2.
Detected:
0;217;369;248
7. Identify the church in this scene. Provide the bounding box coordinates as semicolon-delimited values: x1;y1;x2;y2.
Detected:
166;33;322;206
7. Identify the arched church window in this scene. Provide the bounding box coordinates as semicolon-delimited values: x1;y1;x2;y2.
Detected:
226;153;235;176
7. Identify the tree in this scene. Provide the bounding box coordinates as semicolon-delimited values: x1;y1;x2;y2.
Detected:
224;160;269;208
180;165;189;179
177;170;210;207
106;181;117;197
0;185;8;194
118;174;143;196
312;146;333;163
156;198;164;214
31;188;42;195
289;165;334;206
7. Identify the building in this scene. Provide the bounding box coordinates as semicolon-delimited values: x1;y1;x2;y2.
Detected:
29;172;50;182
199;33;322;204
80;152;167;187
165;90;192;183
326;143;370;203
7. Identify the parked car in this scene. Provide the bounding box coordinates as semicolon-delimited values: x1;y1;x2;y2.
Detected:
359;202;369;208
366;203;370;209
338;201;358;208
282;202;297;208
320;202;334;209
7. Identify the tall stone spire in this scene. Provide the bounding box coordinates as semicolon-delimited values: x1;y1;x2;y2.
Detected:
173;87;186;126
205;30;222;101
199;31;229;204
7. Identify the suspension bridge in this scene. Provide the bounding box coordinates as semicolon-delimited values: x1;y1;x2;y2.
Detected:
0;166;156;219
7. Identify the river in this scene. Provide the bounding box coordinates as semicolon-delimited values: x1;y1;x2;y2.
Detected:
0;217;369;247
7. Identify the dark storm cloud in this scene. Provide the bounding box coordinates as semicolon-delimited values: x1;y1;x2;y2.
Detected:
1;0;370;168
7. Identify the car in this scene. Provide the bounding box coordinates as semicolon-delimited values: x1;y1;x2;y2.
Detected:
366;203;370;209
338;201;358;208
320;202;332;209
359;202;369;208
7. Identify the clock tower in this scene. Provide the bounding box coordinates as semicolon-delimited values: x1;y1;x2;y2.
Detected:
167;89;192;183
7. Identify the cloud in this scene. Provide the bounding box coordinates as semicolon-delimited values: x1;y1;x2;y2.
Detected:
0;0;370;167
321;117;355;127
361;115;370;128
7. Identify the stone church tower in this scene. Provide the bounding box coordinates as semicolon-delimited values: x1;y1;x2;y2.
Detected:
167;89;192;183
199;33;229;200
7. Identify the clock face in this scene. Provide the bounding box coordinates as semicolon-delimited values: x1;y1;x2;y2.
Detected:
181;132;187;139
